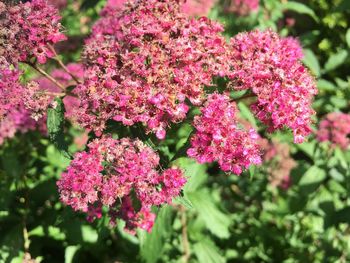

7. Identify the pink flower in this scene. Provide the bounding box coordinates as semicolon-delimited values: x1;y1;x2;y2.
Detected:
317;112;350;150
0;0;66;66
74;0;229;138
226;0;259;16
0;68;24;119
24;81;53;121
228;29;317;143
260;139;296;190
180;0;216;17
187;93;262;175
57;136;186;232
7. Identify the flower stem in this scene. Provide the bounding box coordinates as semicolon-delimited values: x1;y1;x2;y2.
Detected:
48;44;82;84
180;205;190;262
24;61;66;91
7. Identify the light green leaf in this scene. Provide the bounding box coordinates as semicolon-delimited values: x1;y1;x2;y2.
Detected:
174;195;193;209
299;166;326;186
317;79;336;92
188;191;231;238
303;49;320;77
238;102;257;129
65;246;80;263
193;239;226;263
141;206;172;263
282;2;318;22
346;29;350;48
324;50;348;72
81;225;98;243
175;158;208;192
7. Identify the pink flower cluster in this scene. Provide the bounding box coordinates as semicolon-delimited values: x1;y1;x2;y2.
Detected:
0;68;46;145
187;93;262;174
0;69;24;120
228;30;317;143
74;0;228;138
180;0;216;17
57;136;186;232
226;0;259;16
317;112;350;150
0;0;66;66
260;139;295;190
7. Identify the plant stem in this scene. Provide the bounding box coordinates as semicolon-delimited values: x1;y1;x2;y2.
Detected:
180;205;190;263
48;44;82;84
24;61;66;91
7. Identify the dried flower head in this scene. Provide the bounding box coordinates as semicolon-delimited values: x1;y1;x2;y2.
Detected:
317;112;350;150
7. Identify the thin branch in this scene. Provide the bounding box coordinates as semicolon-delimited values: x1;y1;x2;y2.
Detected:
24;61;66;91
48;44;82;84
180;205;190;263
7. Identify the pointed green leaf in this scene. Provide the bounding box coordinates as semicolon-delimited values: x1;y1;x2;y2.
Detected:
282;2;318;22
324;50;348;73
302;49;320;77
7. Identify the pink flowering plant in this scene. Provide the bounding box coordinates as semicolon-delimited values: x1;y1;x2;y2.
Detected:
2;0;350;262
0;0;316;231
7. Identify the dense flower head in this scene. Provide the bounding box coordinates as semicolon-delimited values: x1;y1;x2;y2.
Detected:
35;63;84;122
0;68;25;120
228;29;317;143
180;0;216;17
74;0;229;139
317;112;350;150
260;139;295;190
57;136;186;232
0;0;66;66
226;0;259;16
187;93;262;174
24;81;53;121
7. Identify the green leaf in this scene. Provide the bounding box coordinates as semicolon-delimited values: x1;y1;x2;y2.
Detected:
188;190;231;238
81;225;98;243
282;2;318;22
302;49;320;77
140;206;172;263
174;193;193;209
65;246;80;263
193;239;226;263
238;102;257;129
170;131;193;162
317;79;336;92
175;158;208;192
324;50;348;73
335;0;350;11
47;97;71;159
346;29;350;48
299;166;326;186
